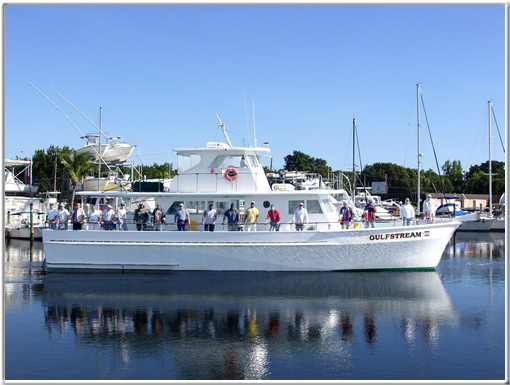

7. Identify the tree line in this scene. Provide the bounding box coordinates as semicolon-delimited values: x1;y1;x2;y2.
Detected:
278;150;505;196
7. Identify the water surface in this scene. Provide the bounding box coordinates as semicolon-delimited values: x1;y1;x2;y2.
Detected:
4;232;506;381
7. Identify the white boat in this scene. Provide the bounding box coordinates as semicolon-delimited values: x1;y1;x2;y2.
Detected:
42;115;459;272
4;159;39;195
6;211;46;240
77;134;136;163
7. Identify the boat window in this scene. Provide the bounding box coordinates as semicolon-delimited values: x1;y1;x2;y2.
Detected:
166;201;184;215
247;155;260;168
307;200;323;214
209;155;251;169
216;201;230;216
186;201;206;215
322;199;333;213
288;200;302;215
178;153;201;174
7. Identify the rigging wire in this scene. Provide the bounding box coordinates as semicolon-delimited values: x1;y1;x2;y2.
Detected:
491;106;505;153
420;93;446;197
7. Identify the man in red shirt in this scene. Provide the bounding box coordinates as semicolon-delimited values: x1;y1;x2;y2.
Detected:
265;204;281;231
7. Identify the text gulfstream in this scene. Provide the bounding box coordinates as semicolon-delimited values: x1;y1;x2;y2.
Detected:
369;231;429;241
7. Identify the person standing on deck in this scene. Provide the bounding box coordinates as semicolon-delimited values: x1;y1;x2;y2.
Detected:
363;200;377;228
292;202;308;231
102;205;115;230
244;201;259;231
87;206;101;231
202;203;217;232
174;203;190;231
400;198;415;226
423;194;439;223
338;201;353;230
57;203;70;230
223;203;240;231
117;203;128;231
153;204;166;231
264;204;281;231
46;203;58;230
134;203;150;231
71;202;85;230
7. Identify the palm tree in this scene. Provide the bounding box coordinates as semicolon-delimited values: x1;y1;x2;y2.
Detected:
60;150;94;209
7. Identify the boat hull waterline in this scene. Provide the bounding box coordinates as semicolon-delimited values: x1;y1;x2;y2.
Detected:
43;222;459;271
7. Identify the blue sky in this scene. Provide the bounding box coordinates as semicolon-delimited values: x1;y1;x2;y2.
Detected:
4;4;506;175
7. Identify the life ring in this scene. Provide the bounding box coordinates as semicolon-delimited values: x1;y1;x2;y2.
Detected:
225;168;239;182
34;209;39;213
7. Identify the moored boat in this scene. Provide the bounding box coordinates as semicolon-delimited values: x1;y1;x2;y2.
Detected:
42;116;460;272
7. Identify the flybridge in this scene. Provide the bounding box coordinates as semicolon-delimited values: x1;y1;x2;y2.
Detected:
170;115;271;193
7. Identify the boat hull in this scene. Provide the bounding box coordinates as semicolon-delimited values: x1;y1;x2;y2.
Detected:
8;226;44;240
43;222;459;272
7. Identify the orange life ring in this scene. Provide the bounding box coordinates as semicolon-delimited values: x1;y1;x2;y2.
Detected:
225;168;239;182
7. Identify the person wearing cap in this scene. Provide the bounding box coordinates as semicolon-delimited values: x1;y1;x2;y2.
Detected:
400;198;416;226
292;202;308;231
244;201;259;231
71;202;85;230
338;201;353;230
134;203;150;231
117;203;128;231
87;205;101;231
45;202;58;230
265;204;281;231
57;203;70;230
423;194;439;223
202;203;217;232
102;205;115;231
363;199;377;228
223;203;240;231
174;203;190;231
152;203;166;231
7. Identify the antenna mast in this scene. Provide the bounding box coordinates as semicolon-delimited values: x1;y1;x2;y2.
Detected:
216;114;233;148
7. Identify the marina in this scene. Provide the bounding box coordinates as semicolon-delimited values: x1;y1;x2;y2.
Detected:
4;232;505;380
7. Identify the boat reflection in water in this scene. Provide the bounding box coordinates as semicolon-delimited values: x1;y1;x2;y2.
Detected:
42;271;458;380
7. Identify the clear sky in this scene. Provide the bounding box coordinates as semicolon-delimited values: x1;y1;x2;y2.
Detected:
3;4;507;175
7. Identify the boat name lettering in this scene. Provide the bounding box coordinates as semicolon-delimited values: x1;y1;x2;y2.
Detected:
369;231;426;241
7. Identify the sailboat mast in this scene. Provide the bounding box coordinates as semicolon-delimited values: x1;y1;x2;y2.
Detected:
98;107;102;192
352;118;356;202
417;83;421;215
488;101;493;217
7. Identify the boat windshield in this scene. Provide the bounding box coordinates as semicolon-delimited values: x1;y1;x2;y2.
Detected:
209;155;260;169
178;153;202;174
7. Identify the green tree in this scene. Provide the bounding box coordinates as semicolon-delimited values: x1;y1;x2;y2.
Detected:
60;150;94;209
284;151;331;174
442;160;464;193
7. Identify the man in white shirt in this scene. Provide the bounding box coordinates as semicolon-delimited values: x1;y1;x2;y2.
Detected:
87;206;101;231
423;194;439;223
117;203;128;231
400;198;415;226
292;202;309;231
46;203;58;230
202;203;217;232
57;203;70;230
102;205;116;230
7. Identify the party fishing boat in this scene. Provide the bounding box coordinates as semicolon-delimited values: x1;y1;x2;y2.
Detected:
42;116;460;272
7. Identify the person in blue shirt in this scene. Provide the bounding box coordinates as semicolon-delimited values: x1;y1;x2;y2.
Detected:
222;203;240;231
338;201;353;229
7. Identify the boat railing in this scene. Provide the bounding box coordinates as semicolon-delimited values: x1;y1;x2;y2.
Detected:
42;215;454;232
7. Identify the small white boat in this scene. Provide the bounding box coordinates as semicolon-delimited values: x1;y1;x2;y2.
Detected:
42;115;459;272
7;211;47;240
4;159;39;194
77;134;136;163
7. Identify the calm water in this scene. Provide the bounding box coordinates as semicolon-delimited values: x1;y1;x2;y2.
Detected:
4;232;506;381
